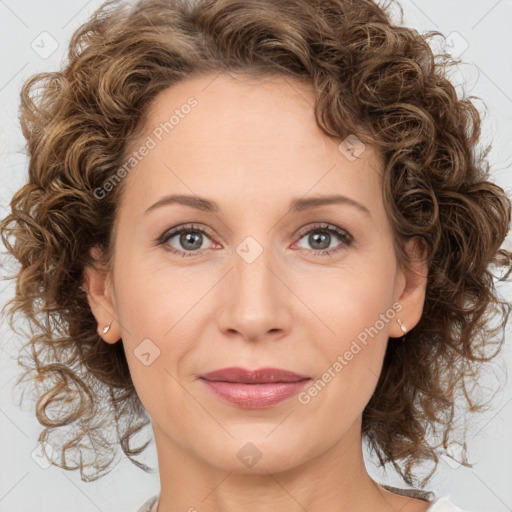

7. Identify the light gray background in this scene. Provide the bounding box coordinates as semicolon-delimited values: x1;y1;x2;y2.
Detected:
1;1;511;511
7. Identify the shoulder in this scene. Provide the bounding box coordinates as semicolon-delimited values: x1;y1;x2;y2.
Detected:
136;495;159;512
427;497;468;511
379;484;467;512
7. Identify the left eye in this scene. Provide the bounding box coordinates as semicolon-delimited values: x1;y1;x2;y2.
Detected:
294;223;353;256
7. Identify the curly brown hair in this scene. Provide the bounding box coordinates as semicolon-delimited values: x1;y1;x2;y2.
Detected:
1;0;511;487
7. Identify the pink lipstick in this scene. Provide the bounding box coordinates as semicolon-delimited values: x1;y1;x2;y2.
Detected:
199;367;311;409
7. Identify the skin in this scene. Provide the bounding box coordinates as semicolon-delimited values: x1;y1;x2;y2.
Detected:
85;72;429;512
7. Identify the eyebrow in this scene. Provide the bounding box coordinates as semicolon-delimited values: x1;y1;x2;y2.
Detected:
144;193;371;218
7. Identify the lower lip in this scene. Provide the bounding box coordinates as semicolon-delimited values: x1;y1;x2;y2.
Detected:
200;379;310;408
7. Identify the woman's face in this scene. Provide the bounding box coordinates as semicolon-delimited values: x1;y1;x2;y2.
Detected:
86;72;427;474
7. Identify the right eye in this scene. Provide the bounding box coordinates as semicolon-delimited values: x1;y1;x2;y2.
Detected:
158;224;216;257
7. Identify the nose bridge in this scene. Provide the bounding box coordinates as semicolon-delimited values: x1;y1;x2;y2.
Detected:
217;233;291;340
233;234;279;310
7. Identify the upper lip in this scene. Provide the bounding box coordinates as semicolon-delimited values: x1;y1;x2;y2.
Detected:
200;367;310;384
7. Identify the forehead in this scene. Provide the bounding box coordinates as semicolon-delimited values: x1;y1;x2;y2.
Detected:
143;72;325;157
118;72;384;219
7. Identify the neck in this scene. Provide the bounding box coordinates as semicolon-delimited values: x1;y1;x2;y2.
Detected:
151;417;397;512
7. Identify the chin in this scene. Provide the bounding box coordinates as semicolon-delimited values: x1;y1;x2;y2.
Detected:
194;433;314;475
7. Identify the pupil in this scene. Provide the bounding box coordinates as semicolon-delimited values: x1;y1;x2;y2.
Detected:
182;232;202;250
311;231;329;250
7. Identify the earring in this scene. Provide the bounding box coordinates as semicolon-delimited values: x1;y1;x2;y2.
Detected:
102;320;113;334
397;318;407;335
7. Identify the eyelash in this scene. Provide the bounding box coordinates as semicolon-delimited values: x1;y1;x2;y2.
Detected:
157;222;353;258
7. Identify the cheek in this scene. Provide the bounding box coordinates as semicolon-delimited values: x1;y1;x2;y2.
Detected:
109;255;187;390
111;254;220;408
304;258;397;346
112;250;193;339
298;310;390;435
298;261;396;412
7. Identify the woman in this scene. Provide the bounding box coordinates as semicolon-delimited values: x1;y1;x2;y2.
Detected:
1;0;510;511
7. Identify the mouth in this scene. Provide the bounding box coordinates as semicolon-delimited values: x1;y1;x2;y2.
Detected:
200;367;310;384
199;367;311;409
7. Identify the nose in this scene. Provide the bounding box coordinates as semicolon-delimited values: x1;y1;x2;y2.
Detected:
216;238;293;343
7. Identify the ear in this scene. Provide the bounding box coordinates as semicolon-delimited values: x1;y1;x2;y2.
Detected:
389;236;428;338
83;246;121;344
